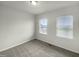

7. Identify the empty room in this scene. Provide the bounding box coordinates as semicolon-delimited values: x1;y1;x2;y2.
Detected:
0;0;79;57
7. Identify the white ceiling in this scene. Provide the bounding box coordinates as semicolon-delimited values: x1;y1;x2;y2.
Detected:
0;1;78;15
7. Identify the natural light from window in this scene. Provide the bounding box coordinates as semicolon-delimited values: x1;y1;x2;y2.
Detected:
56;16;73;39
39;18;48;34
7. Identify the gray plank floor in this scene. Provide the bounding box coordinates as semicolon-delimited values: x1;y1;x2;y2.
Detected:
0;39;79;57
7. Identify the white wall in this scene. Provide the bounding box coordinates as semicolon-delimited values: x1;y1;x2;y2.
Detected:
0;5;35;52
36;4;79;53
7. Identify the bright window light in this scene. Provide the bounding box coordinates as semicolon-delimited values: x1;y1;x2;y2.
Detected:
56;16;73;39
39;18;48;34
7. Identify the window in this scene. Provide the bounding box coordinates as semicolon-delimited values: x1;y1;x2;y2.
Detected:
56;16;73;39
39;18;48;34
